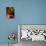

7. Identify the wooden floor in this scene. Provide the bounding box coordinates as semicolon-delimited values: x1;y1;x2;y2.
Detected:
0;40;46;46
19;40;46;46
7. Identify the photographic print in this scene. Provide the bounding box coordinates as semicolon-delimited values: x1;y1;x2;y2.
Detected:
6;7;15;19
18;24;46;41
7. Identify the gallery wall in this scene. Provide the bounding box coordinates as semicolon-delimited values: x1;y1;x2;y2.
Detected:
0;0;46;44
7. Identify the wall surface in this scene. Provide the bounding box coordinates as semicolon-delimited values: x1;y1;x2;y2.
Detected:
16;0;46;24
0;0;18;44
0;0;46;45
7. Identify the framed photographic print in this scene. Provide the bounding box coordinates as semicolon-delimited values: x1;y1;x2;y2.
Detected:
18;24;46;41
6;7;15;19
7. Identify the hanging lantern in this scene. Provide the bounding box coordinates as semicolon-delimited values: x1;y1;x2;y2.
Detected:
8;32;16;46
8;32;16;41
